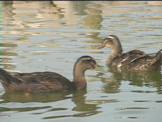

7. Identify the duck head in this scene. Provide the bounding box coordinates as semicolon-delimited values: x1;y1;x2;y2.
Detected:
74;55;104;72
98;35;122;49
73;55;105;90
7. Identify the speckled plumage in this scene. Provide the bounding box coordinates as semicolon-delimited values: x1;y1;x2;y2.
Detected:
98;35;162;71
0;55;99;93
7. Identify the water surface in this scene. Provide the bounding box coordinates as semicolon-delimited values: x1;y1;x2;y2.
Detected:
1;1;162;122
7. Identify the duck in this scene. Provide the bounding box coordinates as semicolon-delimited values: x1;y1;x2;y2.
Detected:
0;55;103;93
98;35;162;71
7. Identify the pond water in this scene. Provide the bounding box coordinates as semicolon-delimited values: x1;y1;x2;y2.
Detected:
0;1;162;122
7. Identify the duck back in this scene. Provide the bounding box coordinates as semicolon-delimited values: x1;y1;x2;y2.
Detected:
0;69;76;92
109;49;161;71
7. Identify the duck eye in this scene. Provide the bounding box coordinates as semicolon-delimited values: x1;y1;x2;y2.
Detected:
82;60;89;63
108;37;113;41
82;59;96;64
104;37;113;42
106;38;114;44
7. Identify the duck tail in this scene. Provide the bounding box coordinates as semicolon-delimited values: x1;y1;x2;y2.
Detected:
150;49;162;69
154;49;162;63
0;68;22;85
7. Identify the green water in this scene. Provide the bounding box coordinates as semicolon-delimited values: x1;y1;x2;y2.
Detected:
0;1;162;122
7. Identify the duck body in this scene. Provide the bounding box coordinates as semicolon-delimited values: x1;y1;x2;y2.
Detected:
109;49;161;71
6;71;76;92
0;69;77;93
0;56;101;93
98;35;162;71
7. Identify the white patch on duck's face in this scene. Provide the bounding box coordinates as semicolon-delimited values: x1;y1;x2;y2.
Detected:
107;36;115;40
104;38;113;48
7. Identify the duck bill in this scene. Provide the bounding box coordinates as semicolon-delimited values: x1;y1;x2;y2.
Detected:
94;64;106;73
97;44;105;49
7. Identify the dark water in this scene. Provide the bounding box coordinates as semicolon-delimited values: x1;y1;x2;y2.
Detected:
0;1;162;122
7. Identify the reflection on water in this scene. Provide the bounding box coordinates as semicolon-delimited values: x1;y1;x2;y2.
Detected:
2;91;71;103
100;68;162;94
1;90;101;119
1;43;18;69
0;1;162;122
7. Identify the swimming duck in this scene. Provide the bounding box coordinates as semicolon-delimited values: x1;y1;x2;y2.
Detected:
98;35;162;71
0;55;103;93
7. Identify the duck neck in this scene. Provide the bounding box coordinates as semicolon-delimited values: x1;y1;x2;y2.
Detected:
73;64;87;90
107;46;123;65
